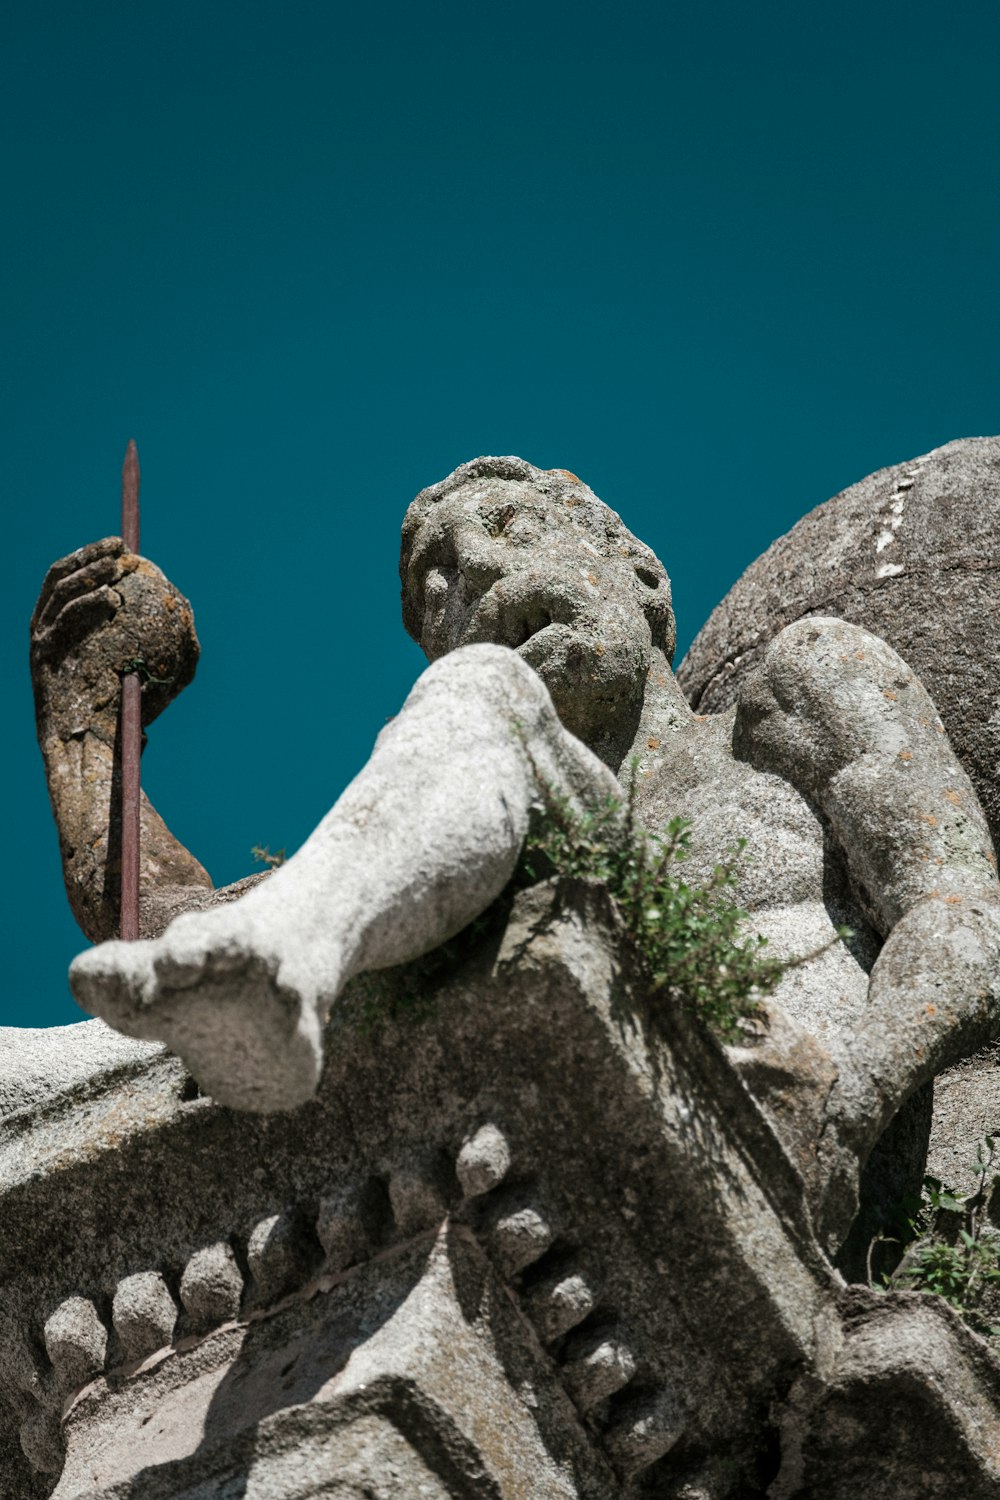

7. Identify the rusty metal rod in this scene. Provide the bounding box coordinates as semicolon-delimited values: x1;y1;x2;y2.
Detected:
120;440;141;940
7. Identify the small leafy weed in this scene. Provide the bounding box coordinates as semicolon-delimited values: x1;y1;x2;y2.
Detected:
518;758;850;1041
251;844;287;870
872;1137;1000;1338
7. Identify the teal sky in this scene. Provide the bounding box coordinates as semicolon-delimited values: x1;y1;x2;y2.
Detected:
5;1;1000;1025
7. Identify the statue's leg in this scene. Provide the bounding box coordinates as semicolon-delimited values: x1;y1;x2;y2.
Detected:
69;645;617;1112
734;616;1000;1250
814;891;1000;1250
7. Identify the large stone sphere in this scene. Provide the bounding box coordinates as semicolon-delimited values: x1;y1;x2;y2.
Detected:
677;437;1000;849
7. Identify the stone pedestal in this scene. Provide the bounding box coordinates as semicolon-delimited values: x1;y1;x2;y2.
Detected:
3;880;1000;1497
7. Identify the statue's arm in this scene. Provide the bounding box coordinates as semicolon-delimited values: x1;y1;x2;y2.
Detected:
31;537;214;942
734;616;997;932
733;616;1000;1211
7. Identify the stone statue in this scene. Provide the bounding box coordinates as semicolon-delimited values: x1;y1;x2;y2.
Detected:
19;452;1000;1498
32;455;1000;1252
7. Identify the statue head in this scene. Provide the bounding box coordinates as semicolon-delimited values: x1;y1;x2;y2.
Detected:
400;457;674;757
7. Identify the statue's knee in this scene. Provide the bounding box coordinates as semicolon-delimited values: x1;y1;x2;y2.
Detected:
736;616;919;793
416;643;555;728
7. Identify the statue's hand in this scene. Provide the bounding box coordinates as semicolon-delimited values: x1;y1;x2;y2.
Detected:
32;538;127;664
31;537;200;731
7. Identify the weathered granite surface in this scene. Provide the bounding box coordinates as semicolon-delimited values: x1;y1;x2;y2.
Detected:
10;448;1000;1496
676;436;1000;1262
0;1021;158;1123
7;881;1000;1498
678;436;1000;851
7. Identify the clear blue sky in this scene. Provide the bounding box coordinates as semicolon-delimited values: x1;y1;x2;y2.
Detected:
5;1;999;1025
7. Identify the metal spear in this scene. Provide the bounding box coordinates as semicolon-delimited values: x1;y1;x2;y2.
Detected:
120;440;141;940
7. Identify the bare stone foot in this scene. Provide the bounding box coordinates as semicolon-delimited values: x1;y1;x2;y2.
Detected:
69;907;326;1113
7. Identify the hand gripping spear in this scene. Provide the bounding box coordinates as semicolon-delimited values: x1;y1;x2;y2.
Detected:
119;440;142;940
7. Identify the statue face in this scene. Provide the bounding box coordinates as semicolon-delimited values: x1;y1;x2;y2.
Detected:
400;458;674;754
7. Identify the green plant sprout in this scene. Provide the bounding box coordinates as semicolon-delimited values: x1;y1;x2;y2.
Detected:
251;844;287;869
519;757;852;1041
351;744;851;1044
871;1138;1000;1338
